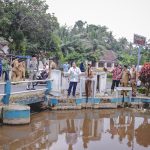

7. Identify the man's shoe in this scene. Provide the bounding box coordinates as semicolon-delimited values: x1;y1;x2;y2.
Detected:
31;87;36;90
26;87;30;90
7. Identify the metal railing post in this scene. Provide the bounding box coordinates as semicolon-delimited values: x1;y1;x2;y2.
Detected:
2;81;11;105
45;80;52;95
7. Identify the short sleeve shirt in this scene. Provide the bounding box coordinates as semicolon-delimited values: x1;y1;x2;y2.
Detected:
68;67;81;82
29;60;37;72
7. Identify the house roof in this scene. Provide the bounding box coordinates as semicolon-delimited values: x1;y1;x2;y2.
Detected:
0;37;8;45
100;50;117;62
0;37;9;54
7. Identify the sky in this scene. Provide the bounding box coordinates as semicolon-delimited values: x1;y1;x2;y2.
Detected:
46;0;150;42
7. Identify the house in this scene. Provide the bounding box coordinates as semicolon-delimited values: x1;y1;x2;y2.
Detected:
98;50;117;68
0;37;9;56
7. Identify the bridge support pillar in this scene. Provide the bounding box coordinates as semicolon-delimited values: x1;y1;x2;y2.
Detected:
45;80;52;95
2;81;11;105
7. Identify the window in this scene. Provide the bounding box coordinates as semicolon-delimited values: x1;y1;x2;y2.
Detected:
99;62;104;67
107;63;112;67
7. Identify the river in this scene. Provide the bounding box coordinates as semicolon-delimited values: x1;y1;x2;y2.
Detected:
0;109;150;150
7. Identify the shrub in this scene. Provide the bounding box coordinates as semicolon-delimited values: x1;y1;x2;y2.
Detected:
107;73;112;78
139;63;150;96
137;87;146;94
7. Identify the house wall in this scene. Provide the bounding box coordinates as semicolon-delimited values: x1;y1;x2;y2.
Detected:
98;61;115;68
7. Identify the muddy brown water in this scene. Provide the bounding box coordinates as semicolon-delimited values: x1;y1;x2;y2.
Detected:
0;109;150;150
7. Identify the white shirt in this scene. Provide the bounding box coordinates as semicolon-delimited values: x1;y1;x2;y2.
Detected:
68;67;81;82
45;64;49;73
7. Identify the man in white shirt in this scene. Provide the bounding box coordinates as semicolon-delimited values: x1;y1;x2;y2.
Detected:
26;55;38;90
68;62;81;97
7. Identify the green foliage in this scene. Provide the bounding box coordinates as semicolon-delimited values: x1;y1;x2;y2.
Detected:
56;20;135;64
137;87;146;94
0;0;59;56
140;47;150;64
107;73;112;78
118;51;137;66
65;51;83;63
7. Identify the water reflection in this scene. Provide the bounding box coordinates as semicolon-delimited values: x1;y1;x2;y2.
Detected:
108;112;134;147
0;109;150;150
135;117;150;147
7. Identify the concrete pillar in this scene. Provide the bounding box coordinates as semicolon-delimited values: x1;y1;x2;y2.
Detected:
95;62;99;68
50;70;62;96
104;62;107;68
97;72;107;93
112;62;115;68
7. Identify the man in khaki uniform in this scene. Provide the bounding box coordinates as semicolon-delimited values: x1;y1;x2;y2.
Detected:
130;65;137;97
85;62;94;100
121;65;131;96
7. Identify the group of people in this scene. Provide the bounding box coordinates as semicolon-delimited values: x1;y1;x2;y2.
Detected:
26;55;55;90
66;62;138;98
65;61;93;99
25;59;93;97
0;54;139;97
110;64;138;97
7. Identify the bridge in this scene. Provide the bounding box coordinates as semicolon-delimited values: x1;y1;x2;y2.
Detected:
0;79;52;105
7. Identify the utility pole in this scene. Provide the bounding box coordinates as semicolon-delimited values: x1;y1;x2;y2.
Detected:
137;46;142;71
133;34;146;71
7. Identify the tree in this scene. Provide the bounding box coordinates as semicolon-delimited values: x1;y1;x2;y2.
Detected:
0;0;59;56
56;20;135;64
118;52;137;66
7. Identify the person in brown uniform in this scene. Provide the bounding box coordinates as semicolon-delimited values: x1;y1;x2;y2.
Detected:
85;62;94;102
121;65;131;96
130;65;137;97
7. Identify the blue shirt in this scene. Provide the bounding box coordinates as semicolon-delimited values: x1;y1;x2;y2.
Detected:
63;63;70;72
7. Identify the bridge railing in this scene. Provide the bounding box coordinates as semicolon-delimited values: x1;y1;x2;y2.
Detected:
0;79;53;105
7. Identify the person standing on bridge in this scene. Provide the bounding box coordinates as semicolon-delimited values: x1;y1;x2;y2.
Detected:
67;62;81;98
121;65;131;96
110;64;122;94
85;61;94;102
130;65;137;97
26;55;38;90
2;56;10;81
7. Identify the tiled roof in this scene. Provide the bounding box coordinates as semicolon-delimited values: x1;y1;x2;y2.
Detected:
100;50;117;62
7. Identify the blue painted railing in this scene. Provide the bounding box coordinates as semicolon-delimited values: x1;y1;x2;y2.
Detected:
0;79;52;105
